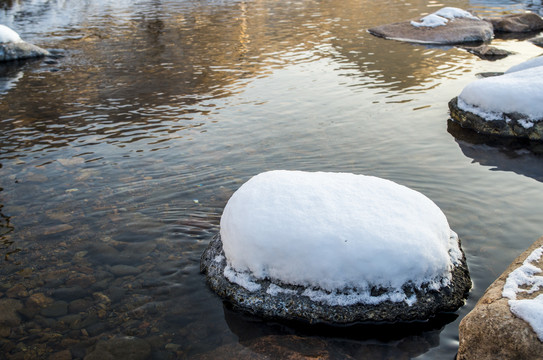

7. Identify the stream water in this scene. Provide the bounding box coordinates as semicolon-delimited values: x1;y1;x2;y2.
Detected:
1;0;543;359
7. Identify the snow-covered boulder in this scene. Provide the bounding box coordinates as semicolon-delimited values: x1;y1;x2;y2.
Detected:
457;236;543;360
368;7;493;45
0;25;49;62
201;170;471;324
488;13;543;33
449;57;543;141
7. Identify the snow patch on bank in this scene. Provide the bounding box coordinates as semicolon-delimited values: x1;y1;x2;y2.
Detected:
220;170;461;306
503;246;543;341
411;7;478;28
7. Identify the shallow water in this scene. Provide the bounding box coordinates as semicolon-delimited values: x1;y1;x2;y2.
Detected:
1;0;543;358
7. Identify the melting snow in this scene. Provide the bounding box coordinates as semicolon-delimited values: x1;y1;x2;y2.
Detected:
411;7;478;28
503;246;543;341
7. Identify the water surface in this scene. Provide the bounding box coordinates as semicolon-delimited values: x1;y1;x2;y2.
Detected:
1;0;543;358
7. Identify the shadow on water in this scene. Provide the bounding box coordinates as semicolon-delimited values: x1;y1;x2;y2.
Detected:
221;303;457;359
448;119;543;182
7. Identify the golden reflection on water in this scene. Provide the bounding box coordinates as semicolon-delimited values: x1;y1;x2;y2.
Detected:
1;0;543;359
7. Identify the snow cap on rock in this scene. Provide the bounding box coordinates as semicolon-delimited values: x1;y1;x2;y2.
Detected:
0;25;22;43
220;170;462;302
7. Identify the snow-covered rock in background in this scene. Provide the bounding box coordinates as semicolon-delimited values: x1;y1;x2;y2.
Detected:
449;57;543;141
369;7;493;44
201;170;471;324
0;24;49;62
458;236;543;360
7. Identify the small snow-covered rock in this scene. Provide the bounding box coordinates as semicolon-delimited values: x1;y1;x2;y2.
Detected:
369;7;493;44
449;58;543;141
201;170;471;324
0;25;49;62
458;236;543;360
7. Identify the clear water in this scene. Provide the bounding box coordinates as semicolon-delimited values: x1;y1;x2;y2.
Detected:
1;0;543;358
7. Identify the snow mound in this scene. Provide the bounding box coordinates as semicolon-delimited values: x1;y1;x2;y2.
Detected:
458;66;543;126
503;246;543;341
506;55;543;74
411;7;478;28
220;170;461;304
0;25;22;43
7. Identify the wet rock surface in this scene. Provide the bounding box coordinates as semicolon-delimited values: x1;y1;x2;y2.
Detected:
0;41;50;62
200;234;471;324
459;45;512;60
457;236;543;360
369;17;493;44
449;97;543;141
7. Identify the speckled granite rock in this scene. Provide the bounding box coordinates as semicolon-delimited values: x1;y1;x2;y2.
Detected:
368;17;493;45
0;41;50;62
200;234;471;324
457;236;543;360
449;97;543;141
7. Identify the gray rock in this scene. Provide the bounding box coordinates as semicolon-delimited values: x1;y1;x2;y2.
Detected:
200;234;471;324
449;97;543;141
369;17;493;45
84;336;151;360
460;45;512;60
457;236;543;359
0;41;50;62
488;13;543;33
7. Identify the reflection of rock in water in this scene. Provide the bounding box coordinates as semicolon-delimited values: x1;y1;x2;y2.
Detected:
0;63;23;94
201;304;455;359
448;120;543;182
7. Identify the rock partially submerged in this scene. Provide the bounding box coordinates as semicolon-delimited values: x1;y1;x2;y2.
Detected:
488;12;543;33
369;7;493;45
457;236;543;359
201;171;471;324
459;45;512;60
0;24;49;62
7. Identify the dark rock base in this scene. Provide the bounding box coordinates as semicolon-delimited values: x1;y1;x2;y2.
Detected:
200;234;471;324
449;97;543;141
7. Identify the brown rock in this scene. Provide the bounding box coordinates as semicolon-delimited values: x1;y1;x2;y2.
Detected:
460;45;512;60
369;17;493;45
457;236;543;359
48;350;72;360
6;284;28;298
488;13;543;33
20;293;54;319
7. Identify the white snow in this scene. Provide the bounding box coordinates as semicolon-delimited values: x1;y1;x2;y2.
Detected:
220;170;461;305
503;245;543;341
506;55;543;74
411;14;449;28
458;65;543;126
411;7;478;28
0;24;22;43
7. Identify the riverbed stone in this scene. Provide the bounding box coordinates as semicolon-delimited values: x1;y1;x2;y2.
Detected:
449;97;543;141
41;301;68;318
84;336;151;360
110;264;140;276
0;41;50;62
200;234;471;324
0;298;23;336
459;44;512;60
457;236;543;360
487;13;543;33
369;17;493;44
20;293;54;319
